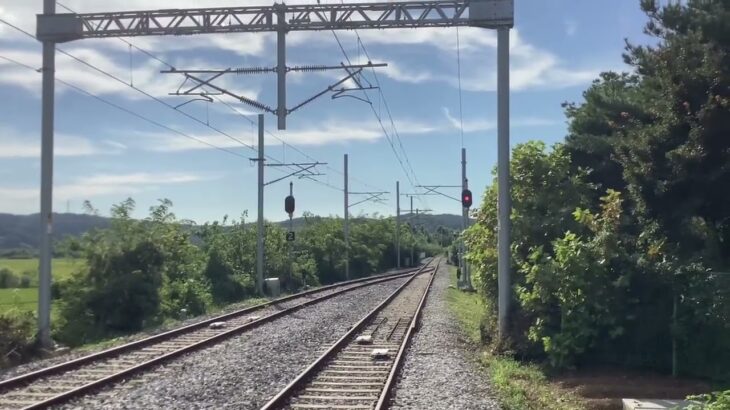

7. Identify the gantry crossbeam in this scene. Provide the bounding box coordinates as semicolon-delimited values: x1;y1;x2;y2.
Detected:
37;0;513;42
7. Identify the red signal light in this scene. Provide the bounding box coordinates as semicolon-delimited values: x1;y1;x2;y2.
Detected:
461;189;473;208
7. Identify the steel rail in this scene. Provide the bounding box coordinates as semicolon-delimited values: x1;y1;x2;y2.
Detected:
260;257;437;410
375;259;440;409
0;265;428;408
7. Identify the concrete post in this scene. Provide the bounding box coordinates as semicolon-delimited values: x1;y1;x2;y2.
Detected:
396;181;400;268
497;28;511;338
38;0;56;349
256;114;265;295
410;196;414;267
344;154;349;280
276;6;286;130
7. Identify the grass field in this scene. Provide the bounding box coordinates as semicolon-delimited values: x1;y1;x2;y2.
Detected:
0;288;37;313
0;258;83;313
0;258;82;284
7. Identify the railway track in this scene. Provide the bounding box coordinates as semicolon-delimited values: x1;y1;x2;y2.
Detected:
0;265;432;410
261;257;440;410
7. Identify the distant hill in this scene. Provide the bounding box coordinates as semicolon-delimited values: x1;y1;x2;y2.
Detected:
0;213;111;252
0;212;468;253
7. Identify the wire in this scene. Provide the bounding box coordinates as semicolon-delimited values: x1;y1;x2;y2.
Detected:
456;27;465;149
0;54;250;159
54;1;382;194
2;12;382;196
56;2;175;70
331;30;417;190
326;5;429;208
0;16;334;186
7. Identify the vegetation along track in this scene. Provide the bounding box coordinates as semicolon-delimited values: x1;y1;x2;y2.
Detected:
0;265;432;410
261;257;440;410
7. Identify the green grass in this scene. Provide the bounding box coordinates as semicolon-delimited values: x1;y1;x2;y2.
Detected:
445;266;585;410
0;288;37;313
0;258;83;313
0;258;83;284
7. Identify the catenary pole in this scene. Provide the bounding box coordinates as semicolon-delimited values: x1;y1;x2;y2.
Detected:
497;27;511;338
396;181;400;268
462;148;473;289
257;114;265;295
461;147;468;288
276;4;286;130
38;0;56;349
344;154;349;280
410;196;414;267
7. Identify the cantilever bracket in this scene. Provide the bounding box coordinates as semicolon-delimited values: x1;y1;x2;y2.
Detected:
162;62;386;120
263;162;327;186
348;191;389;208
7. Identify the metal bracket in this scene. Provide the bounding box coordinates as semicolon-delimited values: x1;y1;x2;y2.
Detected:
162;62;386;118
348;191;389;208
416;185;462;203
263;162;327;186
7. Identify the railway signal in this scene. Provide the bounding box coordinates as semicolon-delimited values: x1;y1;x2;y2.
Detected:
461;188;473;209
285;194;295;216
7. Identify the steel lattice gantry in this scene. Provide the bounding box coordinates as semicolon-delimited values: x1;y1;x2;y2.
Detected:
37;1;512;40
33;0;514;347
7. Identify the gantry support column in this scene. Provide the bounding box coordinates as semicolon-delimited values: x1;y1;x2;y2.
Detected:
497;27;511;339
276;4;287;130
38;0;56;349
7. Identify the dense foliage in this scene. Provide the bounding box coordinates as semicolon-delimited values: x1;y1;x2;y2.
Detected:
0;310;35;366
40;200;441;347
465;0;730;382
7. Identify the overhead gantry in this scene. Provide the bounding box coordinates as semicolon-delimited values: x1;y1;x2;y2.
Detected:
34;0;514;347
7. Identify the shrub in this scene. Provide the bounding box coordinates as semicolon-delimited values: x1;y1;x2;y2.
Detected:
19;274;31;288
686;390;730;410
0;268;19;288
160;277;211;318
0;310;35;366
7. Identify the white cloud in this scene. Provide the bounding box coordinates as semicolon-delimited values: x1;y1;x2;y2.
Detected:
380;61;433;84
0;127;125;158
442;107;558;133
443;107;495;133
298;28;602;92
135;117;440;152
0;171;219;213
1;1;602;99
445;30;602;92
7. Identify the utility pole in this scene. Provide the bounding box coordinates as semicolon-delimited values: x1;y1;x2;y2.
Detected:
462;148;473;290
342;154;387;279
276;3;286;130
410;196;414;267
396;181;400;268
256;114;265;296
38;0;55;349
252;137;324;296
497;27;511;339
344;154;349;280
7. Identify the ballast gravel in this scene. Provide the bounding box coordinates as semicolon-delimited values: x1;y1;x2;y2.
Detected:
0;270;409;382
55;277;409;410
389;264;501;410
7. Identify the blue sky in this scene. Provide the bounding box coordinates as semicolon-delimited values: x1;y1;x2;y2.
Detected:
0;0;649;223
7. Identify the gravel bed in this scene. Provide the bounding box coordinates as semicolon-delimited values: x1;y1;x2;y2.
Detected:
389;264;500;410
56;276;410;410
1;298;267;381
0;271;407;381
